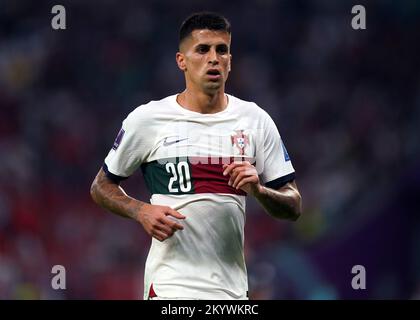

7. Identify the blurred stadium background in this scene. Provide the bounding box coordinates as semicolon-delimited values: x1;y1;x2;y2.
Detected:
0;0;419;299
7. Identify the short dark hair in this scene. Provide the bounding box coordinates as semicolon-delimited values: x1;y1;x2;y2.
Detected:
179;12;231;45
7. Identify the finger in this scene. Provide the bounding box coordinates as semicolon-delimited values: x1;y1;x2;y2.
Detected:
233;167;258;187
161;216;184;231
155;222;174;236
236;176;258;190
222;161;237;169
223;162;243;176
223;161;253;177
228;167;241;186
222;164;232;176
232;170;255;188
229;166;249;186
232;171;247;188
165;209;186;220
153;230;169;242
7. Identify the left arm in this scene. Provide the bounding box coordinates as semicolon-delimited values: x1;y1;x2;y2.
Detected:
223;161;302;221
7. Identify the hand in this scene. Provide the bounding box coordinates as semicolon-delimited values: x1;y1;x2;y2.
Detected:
136;204;186;242
222;161;262;195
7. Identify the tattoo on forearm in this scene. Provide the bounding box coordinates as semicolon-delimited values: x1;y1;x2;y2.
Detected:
91;170;144;221
255;183;301;221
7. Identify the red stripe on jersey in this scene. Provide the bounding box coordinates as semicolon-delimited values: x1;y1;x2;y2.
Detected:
148;283;157;299
189;157;246;196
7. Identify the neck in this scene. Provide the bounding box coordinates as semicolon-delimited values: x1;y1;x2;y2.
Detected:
177;88;228;114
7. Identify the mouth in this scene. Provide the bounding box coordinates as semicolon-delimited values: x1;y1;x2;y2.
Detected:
206;69;221;80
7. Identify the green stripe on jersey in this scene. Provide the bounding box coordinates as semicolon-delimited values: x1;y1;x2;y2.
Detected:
141;157;195;195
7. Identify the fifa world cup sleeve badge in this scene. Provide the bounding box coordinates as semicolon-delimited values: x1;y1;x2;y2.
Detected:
231;130;249;156
112;128;125;150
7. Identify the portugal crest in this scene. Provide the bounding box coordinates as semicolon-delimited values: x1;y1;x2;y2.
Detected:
231;130;249;155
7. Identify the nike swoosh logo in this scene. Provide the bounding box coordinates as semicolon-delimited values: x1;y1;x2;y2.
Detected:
163;137;188;146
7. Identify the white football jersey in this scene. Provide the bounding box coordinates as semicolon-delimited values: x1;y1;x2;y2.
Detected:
103;93;295;299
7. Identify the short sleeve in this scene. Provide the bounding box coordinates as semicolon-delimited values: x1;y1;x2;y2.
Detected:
258;114;295;189
103;109;147;181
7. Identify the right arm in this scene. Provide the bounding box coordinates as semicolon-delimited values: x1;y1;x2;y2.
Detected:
90;167;185;241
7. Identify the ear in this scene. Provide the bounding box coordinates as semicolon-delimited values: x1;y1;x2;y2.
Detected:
228;53;232;72
176;52;186;71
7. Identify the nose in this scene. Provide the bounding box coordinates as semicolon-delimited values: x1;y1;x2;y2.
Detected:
208;48;219;65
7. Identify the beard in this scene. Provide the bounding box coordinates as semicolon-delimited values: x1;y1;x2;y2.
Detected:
202;76;225;93
203;81;222;92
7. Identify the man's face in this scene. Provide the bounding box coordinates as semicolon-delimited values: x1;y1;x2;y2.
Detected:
176;29;232;93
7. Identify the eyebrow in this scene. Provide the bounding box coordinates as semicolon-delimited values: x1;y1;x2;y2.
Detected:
195;43;229;49
216;44;228;49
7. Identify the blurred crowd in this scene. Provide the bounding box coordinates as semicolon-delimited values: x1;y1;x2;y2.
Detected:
0;0;419;299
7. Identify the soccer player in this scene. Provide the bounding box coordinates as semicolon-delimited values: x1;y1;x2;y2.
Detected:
90;12;302;300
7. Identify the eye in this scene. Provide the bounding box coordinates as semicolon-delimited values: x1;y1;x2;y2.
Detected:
216;45;228;54
196;45;209;54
